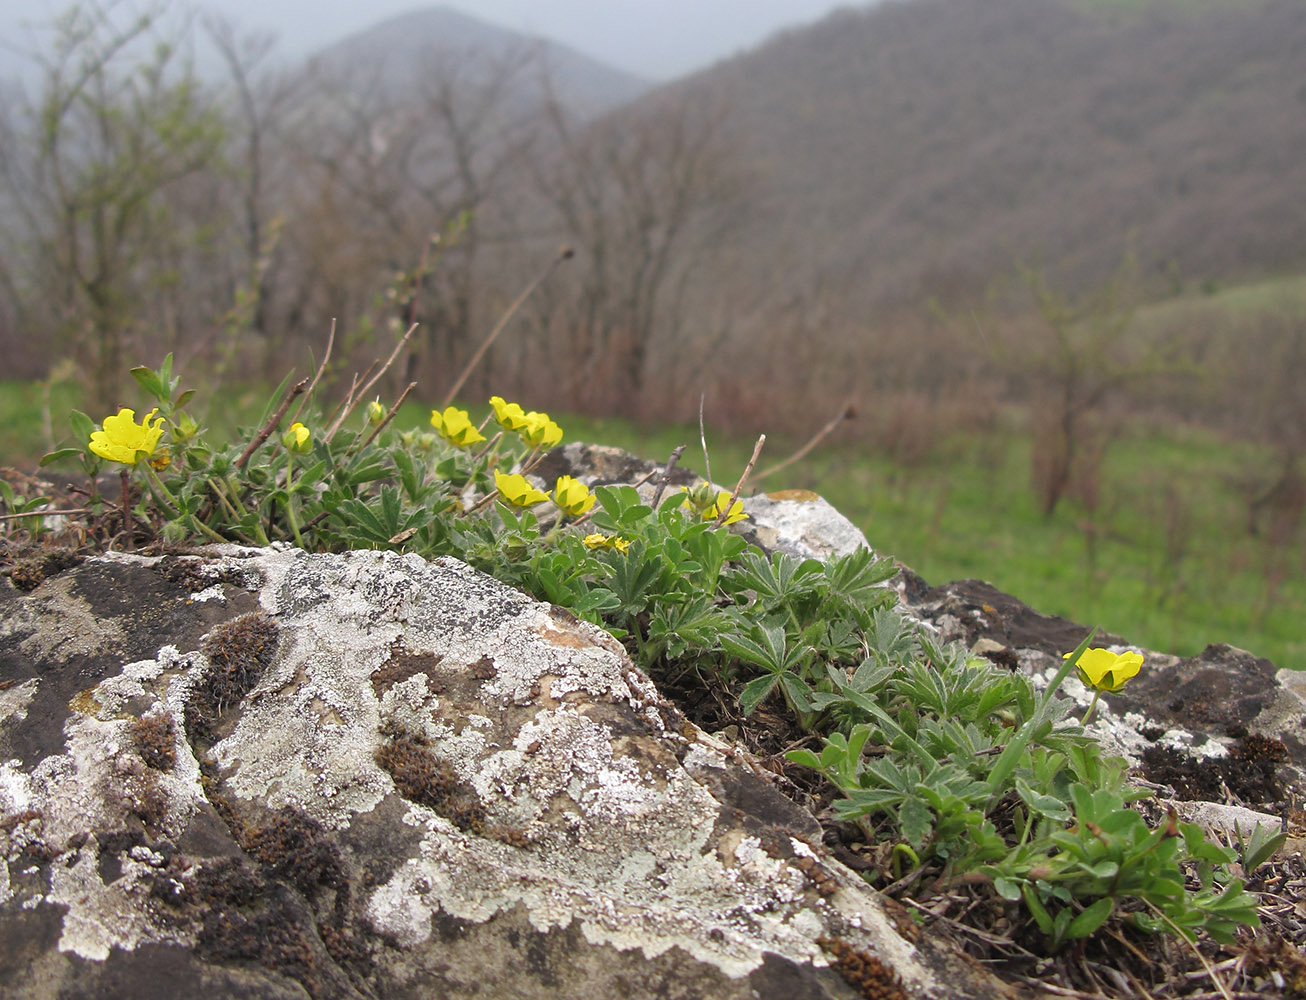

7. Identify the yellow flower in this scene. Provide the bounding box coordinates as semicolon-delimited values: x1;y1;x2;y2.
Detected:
489;395;530;432
149;450;171;471
582;532;630;553
282;421;312;454
1063;647;1143;692
553;476;596;517
519;410;563;449
688;490;748;526
88;407;165;465
494;470;549;508
431;406;486;447
366;399;386;426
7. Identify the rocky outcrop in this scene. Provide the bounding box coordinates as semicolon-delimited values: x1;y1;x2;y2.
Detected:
2;443;1301;998
0;545;1007;999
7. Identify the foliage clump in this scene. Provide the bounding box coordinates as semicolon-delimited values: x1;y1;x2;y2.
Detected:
9;353;1269;967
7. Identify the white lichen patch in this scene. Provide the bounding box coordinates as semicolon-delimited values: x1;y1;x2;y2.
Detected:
0;676;39;727
0;573;126;663
48;839;193;960
5;546;938;991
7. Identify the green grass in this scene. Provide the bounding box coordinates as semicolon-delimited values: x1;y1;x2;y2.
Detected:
9;381;1301;670
554;411;1305;671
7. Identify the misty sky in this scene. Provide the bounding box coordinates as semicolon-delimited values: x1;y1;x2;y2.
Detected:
2;1;859;80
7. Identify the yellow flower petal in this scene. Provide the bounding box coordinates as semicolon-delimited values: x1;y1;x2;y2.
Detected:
88;407;165;465
432;406;486;448
710;492;748;526
520;411;563;449
489;395;530;432
494;470;549;508
553;475;596;517
282;421;311;453
1064;647;1143;692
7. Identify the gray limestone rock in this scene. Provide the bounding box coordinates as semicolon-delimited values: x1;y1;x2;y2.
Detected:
0;545;1008;1000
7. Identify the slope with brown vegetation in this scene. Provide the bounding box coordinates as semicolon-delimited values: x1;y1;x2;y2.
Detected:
675;0;1306;312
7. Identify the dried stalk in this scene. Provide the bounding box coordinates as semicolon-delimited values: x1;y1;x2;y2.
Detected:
755;399;855;483
326;323;418;441
440;245;573;408
650;444;687;509
290;319;335;426
715;434;765;527
236;377;309;469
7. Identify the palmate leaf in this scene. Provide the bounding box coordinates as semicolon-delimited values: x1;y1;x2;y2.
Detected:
825;548;898;608
739;673;781;715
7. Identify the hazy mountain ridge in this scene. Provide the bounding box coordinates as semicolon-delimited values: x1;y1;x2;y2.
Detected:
642;0;1306;309
306;6;650;119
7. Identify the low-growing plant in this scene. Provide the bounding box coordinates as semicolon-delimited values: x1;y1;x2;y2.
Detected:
18;351;1262;958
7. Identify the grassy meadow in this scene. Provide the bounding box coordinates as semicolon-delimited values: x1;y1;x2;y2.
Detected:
551;411;1304;671
3;366;1302;672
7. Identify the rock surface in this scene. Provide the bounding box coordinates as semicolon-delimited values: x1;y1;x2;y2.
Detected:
0;545;1006;999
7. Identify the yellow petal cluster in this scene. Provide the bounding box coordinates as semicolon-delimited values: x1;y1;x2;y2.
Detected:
710;492;748;526
366;399;386;426
494;470;550;508
582;532;630;553
489;395;530;432
520;411;562;449
431;406;486;447
88;407;165;465
553;476;596;517
1063;647;1143;692
282;421;311;454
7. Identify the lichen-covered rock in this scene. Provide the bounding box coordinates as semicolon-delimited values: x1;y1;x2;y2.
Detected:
0;546;1008;999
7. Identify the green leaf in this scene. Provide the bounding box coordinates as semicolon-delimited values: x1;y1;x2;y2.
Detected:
993;876;1022;901
40;448;85;467
130;364;168;403
739;674;781;715
786;748;823;770
1067;897;1115;939
898;796;934;850
69;409;96;443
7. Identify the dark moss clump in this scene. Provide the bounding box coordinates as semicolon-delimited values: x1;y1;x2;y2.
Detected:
817;936;909;1000
185;612;279;741
7;547;85;591
1140;731;1288;806
375;727;486;833
242;809;347;901
198;903;321;997
129;713;177;770
155;555;254;593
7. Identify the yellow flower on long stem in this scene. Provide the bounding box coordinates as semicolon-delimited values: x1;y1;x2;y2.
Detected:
583;532;630;553
519;411;563;449
709;491;747;526
431;406;486;447
553;476;596;518
494;470;550;508
489;395;530;432
88;407;165;465
1063;646;1143;724
282;421;311;454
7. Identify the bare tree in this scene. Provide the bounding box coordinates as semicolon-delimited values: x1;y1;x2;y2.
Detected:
527;88;740;413
0;1;226;411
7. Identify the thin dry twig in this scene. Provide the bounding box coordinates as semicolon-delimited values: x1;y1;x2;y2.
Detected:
290;320;335;426
1144;901;1234;1000
441;245;573;408
326;323;419;441
698;395;713;487
0;507;96;521
650;445;687;509
236;378;309;469
353;382;417;454
715;434;765;527
755;399;855;483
